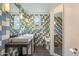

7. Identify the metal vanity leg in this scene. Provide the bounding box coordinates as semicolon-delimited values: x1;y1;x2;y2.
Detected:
26;46;28;55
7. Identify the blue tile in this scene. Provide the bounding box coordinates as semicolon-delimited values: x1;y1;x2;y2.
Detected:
2;30;6;35
0;19;2;24
1;16;6;21
6;39;9;43
0;36;2;41
2;44;5;48
6;15;11;18
2;26;10;30
0;31;2;35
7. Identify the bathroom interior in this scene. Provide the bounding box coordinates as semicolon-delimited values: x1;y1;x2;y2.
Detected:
0;3;79;56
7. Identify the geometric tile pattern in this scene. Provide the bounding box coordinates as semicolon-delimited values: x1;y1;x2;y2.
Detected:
33;14;50;45
41;14;50;37
10;14;34;36
10;14;50;45
54;12;63;55
0;12;10;48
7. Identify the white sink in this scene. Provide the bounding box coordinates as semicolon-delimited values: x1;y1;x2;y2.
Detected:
12;34;34;42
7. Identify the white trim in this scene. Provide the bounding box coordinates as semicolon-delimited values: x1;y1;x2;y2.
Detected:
53;53;60;56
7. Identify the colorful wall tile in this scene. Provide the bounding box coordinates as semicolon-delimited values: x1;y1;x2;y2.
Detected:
10;14;50;40
0;12;11;48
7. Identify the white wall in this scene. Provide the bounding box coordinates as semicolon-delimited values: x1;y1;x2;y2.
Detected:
20;3;60;14
20;3;51;14
50;4;79;56
63;4;79;56
49;9;54;55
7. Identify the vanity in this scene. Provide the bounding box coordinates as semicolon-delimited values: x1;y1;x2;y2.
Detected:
5;34;34;56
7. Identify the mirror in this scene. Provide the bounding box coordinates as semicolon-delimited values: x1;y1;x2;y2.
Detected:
54;12;63;56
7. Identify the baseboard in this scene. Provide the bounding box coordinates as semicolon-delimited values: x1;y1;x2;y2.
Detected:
53;53;60;56
23;54;32;56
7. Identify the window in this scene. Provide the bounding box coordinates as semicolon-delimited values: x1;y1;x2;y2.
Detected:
14;16;20;30
34;16;41;26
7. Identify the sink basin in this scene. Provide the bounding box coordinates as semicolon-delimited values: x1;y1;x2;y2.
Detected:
12;34;34;42
14;34;34;39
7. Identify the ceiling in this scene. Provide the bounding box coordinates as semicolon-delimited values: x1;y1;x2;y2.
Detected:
20;3;60;14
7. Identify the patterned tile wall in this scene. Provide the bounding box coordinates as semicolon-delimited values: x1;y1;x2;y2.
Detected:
10;14;34;36
0;12;10;48
10;14;50;39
